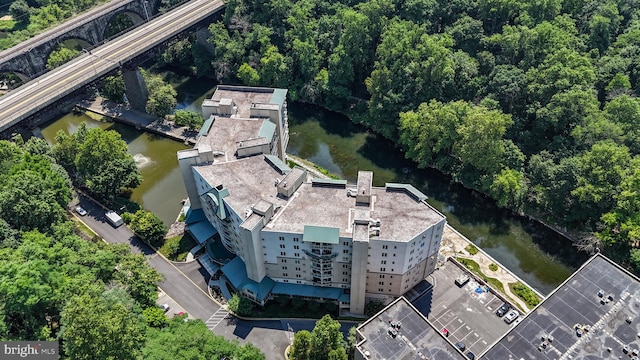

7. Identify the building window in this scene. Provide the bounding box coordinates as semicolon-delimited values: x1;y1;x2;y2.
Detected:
344;241;349;246
293;237;299;242
343;257;349;261
282;259;287;263
381;253;387;257
393;253;396;257
294;253;300;257
294;245;300;250
295;260;301;264
282;266;288;270
283;273;288;276
378;288;384;292
343;278;348;282
296;274;301;278
280;244;285;249
343;264;349;268
343;249;349;254
380;268;386;272
280;252;286;256
279;236;285;241
381;260;386;265
343;271;348;275
379;274;385;278
382;245;388;249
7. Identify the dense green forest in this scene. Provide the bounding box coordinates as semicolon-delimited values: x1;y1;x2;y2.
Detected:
157;0;640;269
0;137;264;359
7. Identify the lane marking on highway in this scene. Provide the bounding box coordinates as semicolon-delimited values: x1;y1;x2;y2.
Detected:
205;307;230;331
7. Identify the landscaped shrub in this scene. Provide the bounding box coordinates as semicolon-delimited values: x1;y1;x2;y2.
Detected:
511;282;540;308
489;263;498;271
465;244;479;255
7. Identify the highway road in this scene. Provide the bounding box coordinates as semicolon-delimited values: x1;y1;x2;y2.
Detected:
0;0;224;133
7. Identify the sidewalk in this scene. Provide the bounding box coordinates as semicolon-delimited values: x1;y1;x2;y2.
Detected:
76;96;197;145
439;225;535;312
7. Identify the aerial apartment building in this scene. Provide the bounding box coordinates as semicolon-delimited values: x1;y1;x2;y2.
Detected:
177;85;446;315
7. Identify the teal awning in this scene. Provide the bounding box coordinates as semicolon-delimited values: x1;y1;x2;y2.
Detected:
303;225;339;244
271;282;345;300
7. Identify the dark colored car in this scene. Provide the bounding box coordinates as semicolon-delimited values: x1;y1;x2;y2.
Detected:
496;303;510;317
466;351;475;360
455;342;466;352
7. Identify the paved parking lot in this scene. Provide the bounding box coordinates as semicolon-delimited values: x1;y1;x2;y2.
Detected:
412;261;517;357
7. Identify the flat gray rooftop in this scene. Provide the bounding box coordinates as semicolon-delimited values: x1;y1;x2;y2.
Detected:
211;87;274;119
267;183;444;241
193;155;288;217
483;254;640;359
356;297;464;360
196;117;264;162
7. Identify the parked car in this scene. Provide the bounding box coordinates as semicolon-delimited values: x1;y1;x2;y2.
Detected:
504;310;519;324
496;303;510;317
466;351;475;360
159;303;170;312
75;206;87;216
455;342;466;352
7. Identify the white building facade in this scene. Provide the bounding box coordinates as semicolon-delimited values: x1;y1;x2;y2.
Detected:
178;85;446;315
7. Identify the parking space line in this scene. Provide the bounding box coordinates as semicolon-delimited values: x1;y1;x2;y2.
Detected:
467;336;483;350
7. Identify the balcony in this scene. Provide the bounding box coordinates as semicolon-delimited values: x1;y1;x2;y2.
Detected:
304;249;337;260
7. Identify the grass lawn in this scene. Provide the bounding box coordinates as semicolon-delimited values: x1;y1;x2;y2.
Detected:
509;282;542;309
159;233;197;261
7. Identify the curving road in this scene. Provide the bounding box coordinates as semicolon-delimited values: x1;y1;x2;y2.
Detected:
0;0;224;134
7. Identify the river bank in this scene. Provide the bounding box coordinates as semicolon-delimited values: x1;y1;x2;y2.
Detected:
75;96;197;145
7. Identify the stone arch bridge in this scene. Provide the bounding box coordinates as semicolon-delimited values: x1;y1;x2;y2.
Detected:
0;0;160;79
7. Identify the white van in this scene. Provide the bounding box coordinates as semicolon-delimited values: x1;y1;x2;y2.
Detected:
105;210;123;227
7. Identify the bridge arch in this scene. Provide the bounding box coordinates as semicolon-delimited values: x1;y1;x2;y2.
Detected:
43;37;95;70
104;11;145;39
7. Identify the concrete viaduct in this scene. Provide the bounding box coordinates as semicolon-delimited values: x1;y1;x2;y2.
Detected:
0;0;161;79
0;0;225;134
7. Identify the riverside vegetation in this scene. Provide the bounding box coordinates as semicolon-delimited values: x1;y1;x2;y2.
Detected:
144;0;640;273
0;136;265;359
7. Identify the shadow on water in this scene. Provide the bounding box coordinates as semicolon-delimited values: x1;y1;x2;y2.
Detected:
289;102;361;138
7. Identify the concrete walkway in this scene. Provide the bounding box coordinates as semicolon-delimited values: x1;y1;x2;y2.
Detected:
439;225;534;312
185;243;204;262
76;96;197;144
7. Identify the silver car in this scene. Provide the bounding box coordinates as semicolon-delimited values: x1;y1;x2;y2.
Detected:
504;310;519;324
75;206;88;216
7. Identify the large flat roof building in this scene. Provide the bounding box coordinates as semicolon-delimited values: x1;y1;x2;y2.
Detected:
483;253;640;359
178;85;446;315
355;297;465;360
